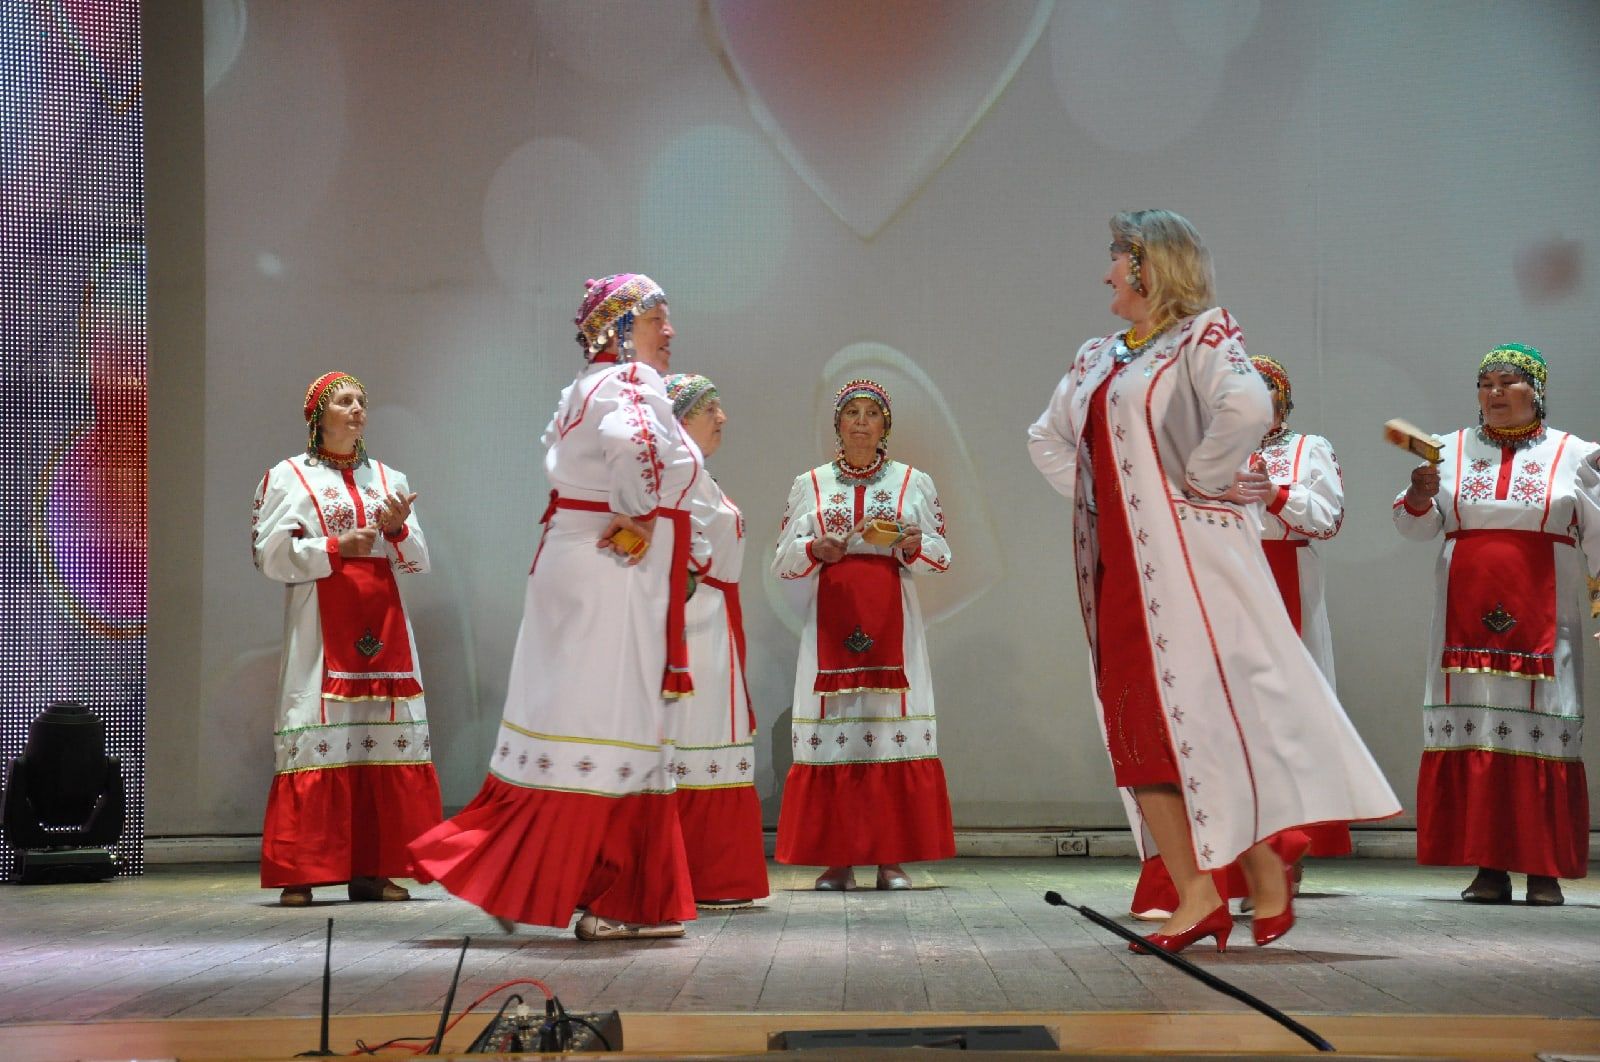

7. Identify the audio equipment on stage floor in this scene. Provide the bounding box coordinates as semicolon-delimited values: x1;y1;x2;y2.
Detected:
468;1001;622;1054
1043;890;1334;1053
295;918;335;1057
771;1025;1058;1051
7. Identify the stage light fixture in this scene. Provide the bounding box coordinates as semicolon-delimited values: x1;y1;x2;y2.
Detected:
1;700;126;884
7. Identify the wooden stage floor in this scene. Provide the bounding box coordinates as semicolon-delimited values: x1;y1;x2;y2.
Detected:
0;857;1595;1059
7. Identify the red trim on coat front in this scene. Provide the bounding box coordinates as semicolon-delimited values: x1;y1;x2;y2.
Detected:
1146;334;1262;841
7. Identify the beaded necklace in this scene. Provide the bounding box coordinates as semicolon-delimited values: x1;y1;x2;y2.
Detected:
833;450;890;487
1477;420;1545;452
314;446;364;470
1260;425;1294;449
1114;321;1169;366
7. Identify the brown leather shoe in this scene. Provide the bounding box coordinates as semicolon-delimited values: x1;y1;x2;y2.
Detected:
279;886;313;906
1525;875;1564;906
1460;867;1511;904
875;864;912;890
348;877;410;902
813;866;855;891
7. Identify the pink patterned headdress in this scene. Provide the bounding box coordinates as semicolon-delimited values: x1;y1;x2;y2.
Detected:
833;378;892;444
574;273;666;360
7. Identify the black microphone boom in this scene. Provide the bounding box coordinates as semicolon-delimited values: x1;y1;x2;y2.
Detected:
1042;891;1333;1053
425;936;471;1055
294;918;335;1057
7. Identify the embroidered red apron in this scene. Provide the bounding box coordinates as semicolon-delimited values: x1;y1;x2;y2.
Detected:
813;554;909;694
316;555;421;702
1441;529;1567;680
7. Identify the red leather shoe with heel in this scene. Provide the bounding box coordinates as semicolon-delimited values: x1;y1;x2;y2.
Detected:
1252;896;1295;946
1129;904;1232;955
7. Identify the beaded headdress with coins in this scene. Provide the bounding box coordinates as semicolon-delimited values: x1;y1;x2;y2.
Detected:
1250;355;1294;417
574;274;666;363
663;373;718;421
303;371;368;465
1478;342;1547;420
833;379;892;451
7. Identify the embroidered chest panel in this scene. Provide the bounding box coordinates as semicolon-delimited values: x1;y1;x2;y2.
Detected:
820;481;900;535
1457;450;1551;508
1258;435;1299;481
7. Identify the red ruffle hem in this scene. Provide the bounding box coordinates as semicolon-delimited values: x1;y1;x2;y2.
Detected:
774;759;955;867
676;786;770;901
406;775;697;928
1130;830;1312;915
260;763;442;888
1418;748;1589;879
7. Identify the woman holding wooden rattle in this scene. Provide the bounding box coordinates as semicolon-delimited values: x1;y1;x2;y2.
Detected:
1394;343;1599;906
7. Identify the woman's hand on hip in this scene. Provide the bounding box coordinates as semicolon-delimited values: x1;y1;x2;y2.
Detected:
598;513;654;565
1219;467;1273;505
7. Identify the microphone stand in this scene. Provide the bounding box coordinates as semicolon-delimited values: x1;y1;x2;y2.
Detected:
295;918;336;1057
1043;891;1333;1053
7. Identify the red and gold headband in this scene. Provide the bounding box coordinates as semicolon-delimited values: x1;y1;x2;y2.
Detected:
304;371;364;421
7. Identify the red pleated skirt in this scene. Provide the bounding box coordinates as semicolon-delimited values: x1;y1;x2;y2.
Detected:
775;759;955;867
260;763;442;888
1418;748;1589;879
407;775;697;927
676;786;770;901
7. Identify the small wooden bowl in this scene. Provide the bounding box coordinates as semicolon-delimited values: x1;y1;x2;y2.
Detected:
861;519;903;547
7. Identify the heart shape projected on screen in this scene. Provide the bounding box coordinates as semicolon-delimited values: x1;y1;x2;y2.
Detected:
709;0;1054;239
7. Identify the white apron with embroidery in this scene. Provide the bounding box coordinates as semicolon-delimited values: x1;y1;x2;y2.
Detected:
669;456;757;788
490;360;708;798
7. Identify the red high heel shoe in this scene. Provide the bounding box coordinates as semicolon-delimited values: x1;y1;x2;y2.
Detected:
1252;896;1295;946
1128;904;1232;955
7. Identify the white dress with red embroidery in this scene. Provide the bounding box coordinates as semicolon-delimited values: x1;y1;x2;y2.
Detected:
1028;307;1399;873
1393;426;1598;878
408;358;709;928
667;454;770;900
771;459;957;867
251;454;441;889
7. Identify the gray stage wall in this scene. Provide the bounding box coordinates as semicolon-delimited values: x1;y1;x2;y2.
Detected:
147;1;1600;838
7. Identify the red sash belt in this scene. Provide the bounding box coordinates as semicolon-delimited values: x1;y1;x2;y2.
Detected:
702;575;757;734
814;554;909;695
316;555;421;704
1441;529;1569;679
660;508;694;698
542;491;693;698
1260;539;1309;636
